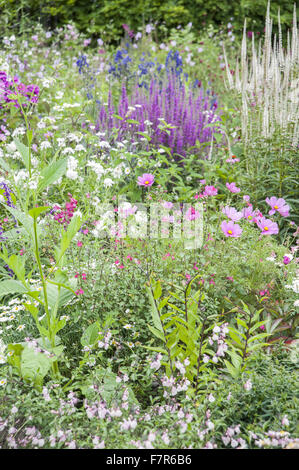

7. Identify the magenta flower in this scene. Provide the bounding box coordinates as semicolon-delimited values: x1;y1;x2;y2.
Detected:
226;182;241;193
265;197;290;217
256;217;279;235
185;206;201;221
137;173;155;187
222;206;243;221
221;220;242;238
283;255;291;265
203;185;218;196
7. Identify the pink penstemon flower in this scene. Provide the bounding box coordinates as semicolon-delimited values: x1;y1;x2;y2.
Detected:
137;173;155;187
185;206;201;221
226;182;241;193
221;220;242;238
265;196;290;217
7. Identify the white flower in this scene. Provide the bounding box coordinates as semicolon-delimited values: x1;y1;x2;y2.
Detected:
103;178;114;188
98;140;110;149
282;415;289;427
66;169;78;180
208;394;215;403
244;379;252;391
40;140;52;150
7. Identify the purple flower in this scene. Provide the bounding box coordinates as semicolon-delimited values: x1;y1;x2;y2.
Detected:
226;182;241;193
265;196;290;217
137;173;155;187
221;220;242;238
222;206;243;221
255;217;279;235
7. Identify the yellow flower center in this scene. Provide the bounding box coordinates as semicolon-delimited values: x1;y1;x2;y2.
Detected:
274;205;278;209
264;226;269;231
145;181;149;185
248;216;252;220
228;230;232;234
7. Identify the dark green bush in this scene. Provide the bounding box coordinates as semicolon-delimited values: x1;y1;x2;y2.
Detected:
1;0;296;43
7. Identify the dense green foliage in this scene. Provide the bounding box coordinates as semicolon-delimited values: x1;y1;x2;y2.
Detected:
1;0;296;42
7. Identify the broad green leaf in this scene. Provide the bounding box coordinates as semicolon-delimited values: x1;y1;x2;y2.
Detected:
0;279;28;299
20;344;53;390
37;158;67;193
1;205;32;234
14;138;29;170
28;206;50;219
81;322;100;347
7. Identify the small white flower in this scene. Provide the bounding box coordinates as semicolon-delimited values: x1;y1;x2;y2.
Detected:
244;379;252;391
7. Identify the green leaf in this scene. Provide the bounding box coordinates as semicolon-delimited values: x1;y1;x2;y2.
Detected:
45;279;76;312
153;280;162;300
37;158;67;193
248;333;269;343
28;206;50;219
1;205;32;235
20;344;53;390
236;318;248;329
0;280;28;299
146;285;164;333
54;215;82;267
14;138;29;170
81;322;100;347
148;325;165;342
249;320;268;334
224;359;240;379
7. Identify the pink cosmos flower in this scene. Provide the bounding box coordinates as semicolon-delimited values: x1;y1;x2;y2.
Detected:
77;241;83;247
203;185;218;196
137;173;155;187
255;217;279;235
222;206;243;221
221;220;242;238
243;206;255;222
265;197;290;217
226;182;241;193
163;201;173;209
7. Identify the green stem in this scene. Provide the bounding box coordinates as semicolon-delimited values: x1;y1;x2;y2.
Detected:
32;215;59;377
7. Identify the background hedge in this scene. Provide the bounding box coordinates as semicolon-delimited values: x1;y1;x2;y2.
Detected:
1;0;297;42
